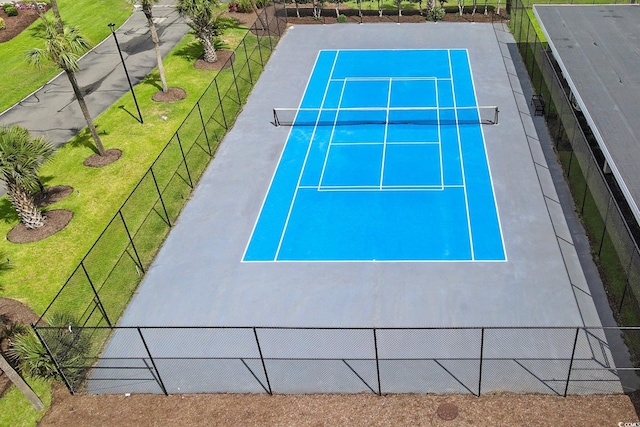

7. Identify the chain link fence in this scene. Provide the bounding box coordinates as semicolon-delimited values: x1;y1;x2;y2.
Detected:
29;0;640;397
30;325;638;395
510;0;640;367
32;1;287;346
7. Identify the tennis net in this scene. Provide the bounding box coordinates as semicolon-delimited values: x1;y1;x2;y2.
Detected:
273;106;499;127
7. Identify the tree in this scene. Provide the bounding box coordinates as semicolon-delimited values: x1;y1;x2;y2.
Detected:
137;0;169;93
0;125;55;229
176;0;235;63
27;10;108;157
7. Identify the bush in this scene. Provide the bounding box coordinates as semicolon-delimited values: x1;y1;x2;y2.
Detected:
8;313;92;386
0;18;5;30
4;5;18;16
425;6;445;21
235;0;269;12
337;14;347;23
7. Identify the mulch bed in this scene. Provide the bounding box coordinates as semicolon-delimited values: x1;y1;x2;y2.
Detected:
6;209;73;244
194;50;235;71
38;388;639;427
83;148;122;168
0;298;40;398
152;87;187;103
0;4;50;44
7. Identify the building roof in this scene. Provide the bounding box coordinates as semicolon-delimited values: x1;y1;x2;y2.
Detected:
534;4;640;224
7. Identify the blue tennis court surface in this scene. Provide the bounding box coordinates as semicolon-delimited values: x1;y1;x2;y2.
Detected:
244;49;505;261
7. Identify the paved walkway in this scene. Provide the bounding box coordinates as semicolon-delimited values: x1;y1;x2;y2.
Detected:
0;0;189;148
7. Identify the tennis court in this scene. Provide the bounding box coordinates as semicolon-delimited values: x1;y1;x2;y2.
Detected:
89;23;616;394
245;49;505;261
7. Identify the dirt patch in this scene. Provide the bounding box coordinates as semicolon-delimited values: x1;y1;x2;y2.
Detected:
6;209;73;243
0;298;40;397
0;4;50;44
83;148;122;168
194;50;235;71
152;87;187;103
38;387;639;427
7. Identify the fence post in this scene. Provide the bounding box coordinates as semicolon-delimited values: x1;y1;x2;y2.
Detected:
137;328;168;396
119;210;144;274
176;133;194;189
373;328;382;396
255;26;265;68
150;168;172;227
80;262;112;328
242;39;254;85
253;328;272;395
619;251;637;313
32;325;75;395
478;328;485;397
597;197;612;257
196;103;212;156
214;80;229;130
564;328;580;397
229;59;243;106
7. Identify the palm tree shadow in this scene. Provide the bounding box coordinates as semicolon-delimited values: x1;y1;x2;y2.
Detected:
66;128;99;154
0;199;20;225
142;72;163;91
173;40;204;62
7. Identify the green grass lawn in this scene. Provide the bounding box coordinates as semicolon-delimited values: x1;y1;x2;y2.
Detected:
0;0;133;112
0;13;271;424
0;378;52;427
0;26;258;315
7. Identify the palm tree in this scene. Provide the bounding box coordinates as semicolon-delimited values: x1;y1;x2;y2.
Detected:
0;125;55;229
176;0;235;63
138;0;168;92
27;13;107;157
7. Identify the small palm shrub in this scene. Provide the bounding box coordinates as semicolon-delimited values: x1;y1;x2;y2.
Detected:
236;0;269;13
0;17;5;30
425;5;445;21
9;313;92;387
4;5;18;16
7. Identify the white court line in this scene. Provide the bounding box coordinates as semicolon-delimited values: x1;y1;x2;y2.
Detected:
241;51;327;262
331;141;439;146
466;50;508;261
448;50;476;261
380;78;392;189
317;78;348;189
274;52;341;261
435;77;445;191
300;184;460;191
